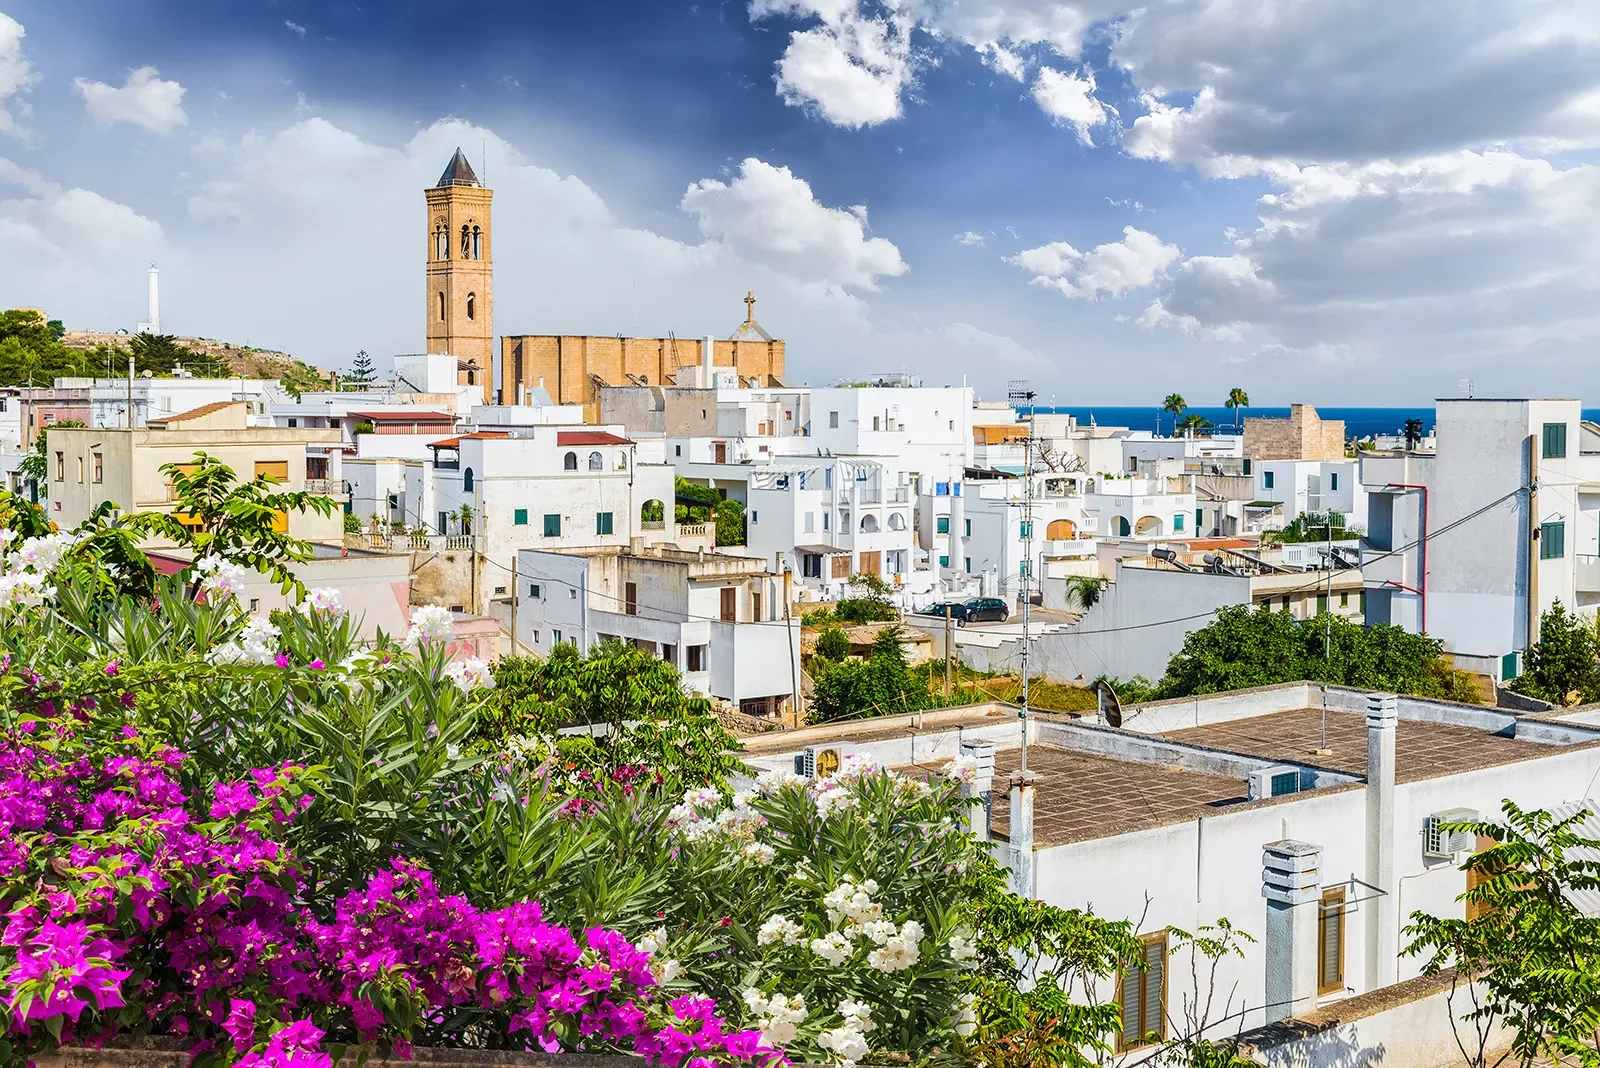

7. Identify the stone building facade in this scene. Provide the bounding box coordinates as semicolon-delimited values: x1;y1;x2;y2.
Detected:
424;150;494;400
1244;403;1346;461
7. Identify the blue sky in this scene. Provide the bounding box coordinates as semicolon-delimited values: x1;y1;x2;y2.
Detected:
2;0;1598;403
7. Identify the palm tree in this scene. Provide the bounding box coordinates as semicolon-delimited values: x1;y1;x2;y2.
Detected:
1064;575;1110;612
1176;412;1215;434
1225;386;1249;430
1162;393;1187;436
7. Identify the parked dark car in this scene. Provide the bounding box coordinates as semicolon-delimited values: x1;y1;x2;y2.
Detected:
961;597;1010;625
917;601;970;622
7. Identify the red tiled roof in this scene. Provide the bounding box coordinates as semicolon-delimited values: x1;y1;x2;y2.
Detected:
428;432;510;448
350;410;454;422
150;400;240;424
556;430;633;446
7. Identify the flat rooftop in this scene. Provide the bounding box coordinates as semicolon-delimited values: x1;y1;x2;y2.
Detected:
984;745;1255;847
1156;707;1561;784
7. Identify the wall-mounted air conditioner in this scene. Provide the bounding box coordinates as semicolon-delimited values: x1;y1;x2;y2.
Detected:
797;742;856;779
1424;808;1479;859
1247;765;1303;800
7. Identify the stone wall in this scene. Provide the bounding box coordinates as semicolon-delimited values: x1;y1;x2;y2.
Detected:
1244;404;1346;462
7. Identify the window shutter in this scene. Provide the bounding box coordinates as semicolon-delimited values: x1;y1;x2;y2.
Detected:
1142;937;1165;1041
1319;888;1346;994
1120;975;1142;1046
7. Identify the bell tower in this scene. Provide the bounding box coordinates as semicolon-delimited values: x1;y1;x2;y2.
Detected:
425;148;493;400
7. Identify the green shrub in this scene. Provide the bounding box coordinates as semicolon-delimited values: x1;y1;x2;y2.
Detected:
815;624;851;661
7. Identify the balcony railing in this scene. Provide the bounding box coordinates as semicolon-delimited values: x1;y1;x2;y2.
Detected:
680;522;711;538
858;489;882;504
306;478;349;498
1579;554;1600;593
641;520;667;531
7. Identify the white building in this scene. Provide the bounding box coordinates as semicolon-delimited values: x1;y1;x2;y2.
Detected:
509;544;800;718
742;683;1600;1051
1256;459;1368;528
64;375;281;431
1360;398;1600;680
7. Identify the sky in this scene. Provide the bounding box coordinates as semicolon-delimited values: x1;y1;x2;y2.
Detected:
1;0;1598;404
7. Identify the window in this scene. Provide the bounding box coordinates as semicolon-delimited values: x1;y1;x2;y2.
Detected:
92;453;102;484
964;519;972;536
466;293;476;321
544;513;561;537
1318;888;1347;996
438;292;446;321
1264;470;1276;489
829;411;839;429
438;511;449;534
563;452;578;471
53;452;63;481
552;630;563;646
1543;421;1568;459
1330;472;1339;491
255;460;289;483
1173;513;1184;532
675;445;682;457
76;456;83;483
1316;593;1329;615
596;511;614;535
514;508;528;525
472;225;482;259
462;467;474;492
937;516;950;534
720;587;737;622
965;557;972;573
687;645;708;672
872;416;881;431
751;510;758;524
1541;520;1565;559
588;451;603;470
1340;591;1350;607
307;457;329;480
1195;507;1203;529
825;468;834;489
569;589;577;599
823;512;830;531
624;582;638;617
528;583;541;598
248;598;259;613
1117;932;1168;1050
804;511;815;533
288;418;298;428
1281;595;1291;610
802;554;821;578
831;555;850;579
940;555;949;567
461;224;471;258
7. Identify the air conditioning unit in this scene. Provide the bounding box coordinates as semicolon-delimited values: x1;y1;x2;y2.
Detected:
1424;808;1480;859
1247;765;1303;800
797;742;856;780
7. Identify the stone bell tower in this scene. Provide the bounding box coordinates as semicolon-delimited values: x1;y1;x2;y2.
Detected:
425;148;493;400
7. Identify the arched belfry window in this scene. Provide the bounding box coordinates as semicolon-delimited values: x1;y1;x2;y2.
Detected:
472;225;482;260
467;293;476;321
460;224;471;259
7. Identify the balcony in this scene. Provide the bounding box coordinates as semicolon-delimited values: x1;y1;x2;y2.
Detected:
858;488;883;504
641;520;667;531
1579;554;1600;593
306;478;349;498
680;522;710;537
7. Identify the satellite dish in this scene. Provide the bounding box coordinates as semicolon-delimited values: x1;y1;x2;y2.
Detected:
1095;678;1123;728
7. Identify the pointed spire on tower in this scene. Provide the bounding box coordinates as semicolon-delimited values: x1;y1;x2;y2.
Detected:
436;148;480;188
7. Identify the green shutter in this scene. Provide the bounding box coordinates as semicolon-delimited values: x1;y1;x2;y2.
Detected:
1316;594;1328;615
1541;520;1565;559
1543;422;1568;459
514;508;528;525
596;512;614;535
544;514;561;537
937;516;949;534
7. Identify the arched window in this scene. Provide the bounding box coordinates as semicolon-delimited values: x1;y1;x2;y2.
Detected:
472;225;482;260
462;468;474;492
1114;516;1131;537
588;451;604;470
860;514;879;533
1046;519;1076;540
460;224;471;259
466;293;476;321
1135;515;1162;537
438;292;446;321
888;512;905;530
563;452;578;471
434;226;447;260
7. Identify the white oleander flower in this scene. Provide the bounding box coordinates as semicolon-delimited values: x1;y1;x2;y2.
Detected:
443;656;494;692
299;586;348;620
812;781;858;818
823;878;881;926
742;841;777;865
953;992;977;1037
637;927;668;956
0;571;54;610
859;919;897;945
403;603;454;647
652;958;683;983
809;931;854;966
193;554;248;602
948;934;978;962
742;989;806;1048
13;532;78;576
756;914;805;947
817;1023;871;1065
866;919;923;973
755;767;807;794
947;754;980;783
210;616;281;665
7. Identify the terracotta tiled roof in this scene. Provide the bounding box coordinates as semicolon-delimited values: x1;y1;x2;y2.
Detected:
427;432;509;448
349;410;453;422
150;400;240;424
556;430;633;446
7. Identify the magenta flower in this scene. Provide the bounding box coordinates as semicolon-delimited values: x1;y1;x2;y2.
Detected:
274;653;291;669
309;660;326;671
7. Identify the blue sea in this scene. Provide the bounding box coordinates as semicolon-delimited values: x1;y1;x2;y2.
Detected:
1028;406;1600;441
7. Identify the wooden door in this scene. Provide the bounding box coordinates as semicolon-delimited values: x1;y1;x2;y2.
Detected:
720;587;736;621
859;551;881;576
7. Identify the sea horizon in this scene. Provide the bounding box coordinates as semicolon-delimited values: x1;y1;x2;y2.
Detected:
1024;406;1600;441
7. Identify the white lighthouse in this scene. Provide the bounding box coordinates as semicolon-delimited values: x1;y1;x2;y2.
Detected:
136;264;160;335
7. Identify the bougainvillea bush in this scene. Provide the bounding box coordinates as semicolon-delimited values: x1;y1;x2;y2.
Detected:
0;486;1146;1068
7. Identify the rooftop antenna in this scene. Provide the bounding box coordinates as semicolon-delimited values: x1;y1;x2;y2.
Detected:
1007;378;1037;774
1458;378;1475;399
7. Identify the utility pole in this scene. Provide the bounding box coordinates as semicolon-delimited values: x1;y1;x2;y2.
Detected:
944;604;953;700
1008;379;1036;773
510;556;519;657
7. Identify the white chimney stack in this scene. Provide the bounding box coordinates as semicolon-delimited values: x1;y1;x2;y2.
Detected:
1262;839;1323;1022
1365;692;1399;989
702;334;715;386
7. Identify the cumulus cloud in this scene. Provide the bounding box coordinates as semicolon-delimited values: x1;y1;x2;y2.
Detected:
0;13;37;140
75;67;188;134
763;4;915;127
1030;66;1106;144
680;157;907;291
1009;226;1180;300
284;20;308;37
954;230;986;246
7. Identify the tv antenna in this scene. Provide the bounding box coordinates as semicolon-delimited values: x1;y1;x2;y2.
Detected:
1007;378;1037;773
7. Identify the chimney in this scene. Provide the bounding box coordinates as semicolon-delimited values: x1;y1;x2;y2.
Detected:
1365;691;1398;989
1262;840;1323;1023
702;334;715;386
959;739;995;841
1006;769;1039;896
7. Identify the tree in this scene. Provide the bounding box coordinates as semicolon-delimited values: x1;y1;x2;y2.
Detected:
127;332;193;376
1163;393;1187;435
0;310;88;386
1224;386;1249;430
46;319;65;342
810;625;929;721
1176;412;1215;433
1404;417;1426;450
713;497;745;545
1511;601;1600;705
1063;575;1109;612
814;624;851;661
347;349;377;389
148;451;337;595
18;418;86;497
1404;802;1600;1068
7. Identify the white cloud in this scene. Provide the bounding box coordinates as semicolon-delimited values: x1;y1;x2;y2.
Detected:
954;230;986;246
680;157;907;291
0;13;37;140
1009;225;1180;300
763;5;915;127
285;20;308;37
74;67;188;135
1030;66;1106;144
